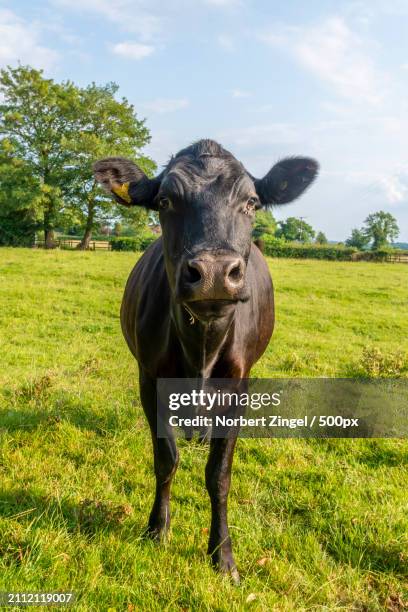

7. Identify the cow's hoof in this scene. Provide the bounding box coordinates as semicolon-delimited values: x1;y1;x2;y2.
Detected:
143;523;168;542
218;561;240;585
227;566;241;585
211;552;240;584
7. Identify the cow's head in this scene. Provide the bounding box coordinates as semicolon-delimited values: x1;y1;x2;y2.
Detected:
94;139;318;321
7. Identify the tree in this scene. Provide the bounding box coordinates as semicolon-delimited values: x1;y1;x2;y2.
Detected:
252;210;277;240
315;231;328;245
0;138;42;245
346;228;370;250
363;211;399;249
0;208;38;246
0;66;80;247
62;82;155;249
0;67;154;249
276;216;315;242
113;222;122;237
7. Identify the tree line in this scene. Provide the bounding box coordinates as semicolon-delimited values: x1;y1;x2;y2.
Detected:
0;65;401;251
0;65;154;249
253;210;400;250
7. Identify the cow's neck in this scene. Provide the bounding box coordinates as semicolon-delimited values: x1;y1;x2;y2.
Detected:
171;302;235;378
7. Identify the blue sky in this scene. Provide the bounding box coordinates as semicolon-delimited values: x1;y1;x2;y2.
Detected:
1;0;408;240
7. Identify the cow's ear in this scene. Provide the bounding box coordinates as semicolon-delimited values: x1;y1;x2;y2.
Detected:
254;157;319;206
93;157;160;209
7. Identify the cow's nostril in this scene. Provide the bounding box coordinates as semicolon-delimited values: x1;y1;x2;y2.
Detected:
186;263;202;284
228;264;242;283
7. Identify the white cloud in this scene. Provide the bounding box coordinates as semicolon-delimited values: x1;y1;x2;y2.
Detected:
335;169;408;205
217;34;235;51
231;88;252;98
111;41;154;60
260;16;385;106
141;98;190;114
378;175;408;204
0;9;59;71
52;0;161;40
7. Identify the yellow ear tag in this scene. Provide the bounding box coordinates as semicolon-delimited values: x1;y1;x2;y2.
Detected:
111;182;132;204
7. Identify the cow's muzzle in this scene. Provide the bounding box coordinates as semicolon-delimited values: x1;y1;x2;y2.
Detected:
178;251;247;303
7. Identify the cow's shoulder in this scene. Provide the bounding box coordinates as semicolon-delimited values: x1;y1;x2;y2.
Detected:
120;238;175;370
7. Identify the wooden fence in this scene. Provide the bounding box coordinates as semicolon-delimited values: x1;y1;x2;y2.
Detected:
35;239;111;251
387;253;408;263
351;252;408;263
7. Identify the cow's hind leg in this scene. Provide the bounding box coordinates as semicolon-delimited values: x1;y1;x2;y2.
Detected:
205;436;239;583
139;370;179;539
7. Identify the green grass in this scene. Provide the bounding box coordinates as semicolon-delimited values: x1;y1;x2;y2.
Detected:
0;248;407;611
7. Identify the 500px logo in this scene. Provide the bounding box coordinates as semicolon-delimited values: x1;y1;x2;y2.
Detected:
168;390;282;411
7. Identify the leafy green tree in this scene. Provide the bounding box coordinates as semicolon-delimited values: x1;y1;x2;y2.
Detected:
252;210;277;240
0;207;38;246
0;65;81;247
346;228;370;250
276;216;315;242
315;231;328;245
0;67;154;249
63;82;154;249
0;138;42;245
363;211;399;249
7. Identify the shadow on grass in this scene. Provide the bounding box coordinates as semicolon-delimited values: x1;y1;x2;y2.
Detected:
356;446;408;467
0;390;131;437
312;439;408;467
323;538;407;577
0;488;139;538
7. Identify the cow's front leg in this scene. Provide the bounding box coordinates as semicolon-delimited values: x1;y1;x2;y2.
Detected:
147;435;179;538
205;436;239;583
140;371;179;540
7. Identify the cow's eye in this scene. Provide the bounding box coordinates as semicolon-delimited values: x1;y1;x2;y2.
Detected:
159;196;172;210
244;197;258;214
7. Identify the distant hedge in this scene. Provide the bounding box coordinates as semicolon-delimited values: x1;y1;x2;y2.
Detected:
110;235;157;252
261;237;358;261
258;238;408;261
353;249;407;262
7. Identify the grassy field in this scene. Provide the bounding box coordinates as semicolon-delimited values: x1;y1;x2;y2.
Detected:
0;248;407;611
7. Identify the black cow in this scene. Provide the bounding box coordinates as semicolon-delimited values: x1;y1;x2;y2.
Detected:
94;139;318;582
